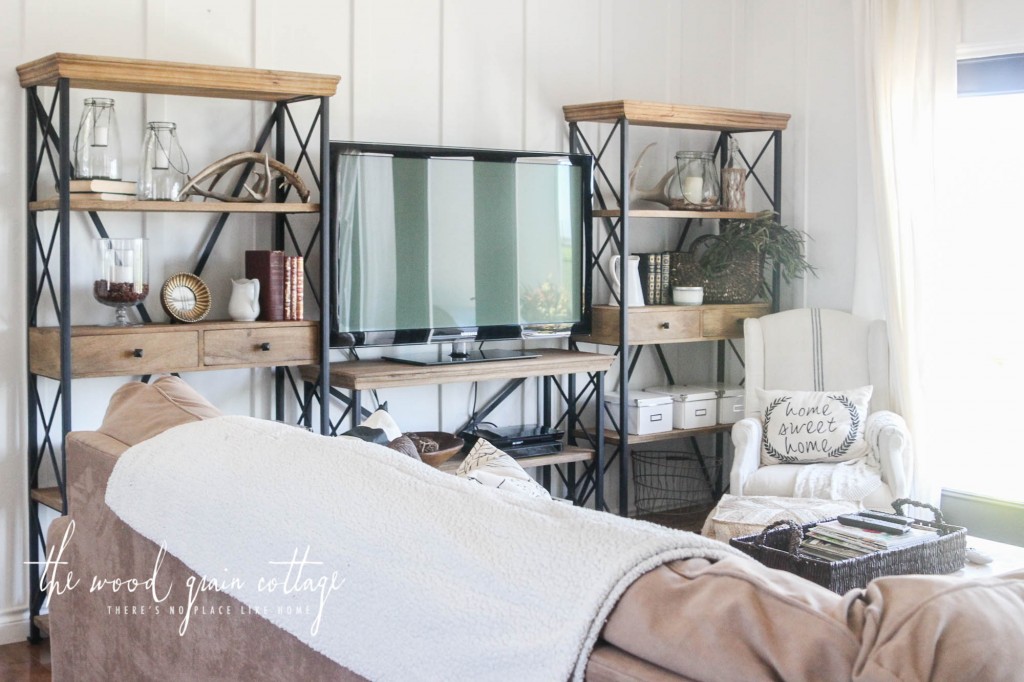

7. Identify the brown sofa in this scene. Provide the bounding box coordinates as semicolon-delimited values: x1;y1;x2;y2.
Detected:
47;377;1024;681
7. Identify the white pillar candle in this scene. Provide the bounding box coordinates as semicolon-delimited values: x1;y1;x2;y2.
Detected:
114;249;133;283
153;145;169;170
93;126;108;147
133;244;145;294
683;176;704;204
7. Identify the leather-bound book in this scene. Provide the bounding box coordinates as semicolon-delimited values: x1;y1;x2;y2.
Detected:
244;250;285;321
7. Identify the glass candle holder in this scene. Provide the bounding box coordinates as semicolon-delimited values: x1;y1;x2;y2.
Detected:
94;238;149;326
674;151;720;210
73;98;122;180
138;122;189;200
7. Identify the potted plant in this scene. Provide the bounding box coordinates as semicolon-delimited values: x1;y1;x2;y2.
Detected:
673;211;815;303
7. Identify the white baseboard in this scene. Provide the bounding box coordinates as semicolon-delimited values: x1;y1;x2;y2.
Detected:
0;613;28;645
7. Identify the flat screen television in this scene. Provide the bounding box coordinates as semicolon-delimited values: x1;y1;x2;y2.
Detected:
329;142;593;365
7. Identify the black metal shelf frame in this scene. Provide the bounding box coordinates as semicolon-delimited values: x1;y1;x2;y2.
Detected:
25;80;332;643
567;116;784;517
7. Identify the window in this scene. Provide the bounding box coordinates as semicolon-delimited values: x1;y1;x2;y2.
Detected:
924;53;1024;503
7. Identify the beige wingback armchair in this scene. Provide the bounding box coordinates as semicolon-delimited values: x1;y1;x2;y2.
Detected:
730;308;912;511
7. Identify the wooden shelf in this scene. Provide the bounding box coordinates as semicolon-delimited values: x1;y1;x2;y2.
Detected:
31;487;63;512
17;53;340;101
439;445;594;473
601;423;732;446
30;197;320;213
563;100;790;132
300;348;614;391
32;614;50;636
593;209;760;220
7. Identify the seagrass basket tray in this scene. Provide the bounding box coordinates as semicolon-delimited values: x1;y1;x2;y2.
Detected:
671;234;765;304
728;499;968;594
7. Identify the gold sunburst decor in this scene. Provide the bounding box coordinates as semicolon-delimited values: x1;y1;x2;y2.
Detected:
161;273;211;323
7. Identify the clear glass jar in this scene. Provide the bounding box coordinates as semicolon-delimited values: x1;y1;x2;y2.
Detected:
674;151;720;210
721;138;747;211
138;122;189;200
94;238;148;326
73;98;122;180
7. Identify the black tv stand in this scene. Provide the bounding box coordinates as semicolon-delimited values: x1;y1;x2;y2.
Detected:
383;341;539;366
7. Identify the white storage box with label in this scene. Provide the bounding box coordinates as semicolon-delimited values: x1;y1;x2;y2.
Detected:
604;391;673;436
644;385;718;429
713;384;745;424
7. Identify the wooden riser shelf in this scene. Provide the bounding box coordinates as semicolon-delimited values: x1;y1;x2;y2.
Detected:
32;614;50;636
593;209;759;220
439;445;593;473
599;423;732;446
17;52;340;102
30;197;320;213
563;100;790;132
31;487;64;512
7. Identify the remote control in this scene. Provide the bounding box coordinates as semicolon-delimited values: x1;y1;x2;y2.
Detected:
857;510;914;526
837;513;910;535
966;547;994;565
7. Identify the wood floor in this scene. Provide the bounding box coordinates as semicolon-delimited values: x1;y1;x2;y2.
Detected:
0;639;51;681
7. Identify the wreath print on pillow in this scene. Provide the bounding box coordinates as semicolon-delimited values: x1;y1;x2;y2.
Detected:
756;386;873;465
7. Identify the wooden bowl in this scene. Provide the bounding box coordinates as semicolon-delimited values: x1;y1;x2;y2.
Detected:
406;431;464;467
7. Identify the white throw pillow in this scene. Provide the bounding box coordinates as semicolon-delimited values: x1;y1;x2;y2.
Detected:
757;386;873;465
457;438;552;500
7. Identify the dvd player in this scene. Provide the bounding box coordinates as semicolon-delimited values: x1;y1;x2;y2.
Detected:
460;423;565;453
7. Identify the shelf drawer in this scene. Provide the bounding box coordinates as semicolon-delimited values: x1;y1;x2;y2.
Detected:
701;304;771;339
580;303;770;346
626;307;701;344
32;329;201;376
203;325;317;366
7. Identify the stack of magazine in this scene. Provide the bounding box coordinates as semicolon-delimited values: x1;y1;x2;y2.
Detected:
799;519;938;561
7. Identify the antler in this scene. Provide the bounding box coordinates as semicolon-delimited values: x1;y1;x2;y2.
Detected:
628;142;676;208
177;152;311;203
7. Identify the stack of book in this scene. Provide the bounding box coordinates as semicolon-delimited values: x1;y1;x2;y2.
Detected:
67;179;137;201
244;250;305;322
635;252;675;305
799;519;938;561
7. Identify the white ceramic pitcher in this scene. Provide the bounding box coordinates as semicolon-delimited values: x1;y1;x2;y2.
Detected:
608;254;645;307
228;278;260;321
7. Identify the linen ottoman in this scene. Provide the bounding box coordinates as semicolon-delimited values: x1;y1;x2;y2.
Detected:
701;494;861;542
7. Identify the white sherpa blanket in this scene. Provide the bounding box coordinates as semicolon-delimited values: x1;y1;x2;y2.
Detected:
794;459;883;501
105;416;745;681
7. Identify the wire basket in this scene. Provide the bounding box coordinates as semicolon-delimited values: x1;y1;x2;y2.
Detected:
671;235;765;304
631;450;720;518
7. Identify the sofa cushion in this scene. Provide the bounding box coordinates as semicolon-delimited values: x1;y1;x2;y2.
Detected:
99;375;222;447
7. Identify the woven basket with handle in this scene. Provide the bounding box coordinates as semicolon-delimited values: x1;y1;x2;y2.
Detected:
670;234;765;304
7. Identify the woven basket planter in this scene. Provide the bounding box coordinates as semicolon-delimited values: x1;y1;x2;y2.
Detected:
671;234;765;304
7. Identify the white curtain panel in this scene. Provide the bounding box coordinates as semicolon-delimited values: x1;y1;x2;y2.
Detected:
853;0;960;503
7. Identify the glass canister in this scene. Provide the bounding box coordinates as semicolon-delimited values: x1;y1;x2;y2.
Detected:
94;238;149;326
73;98;122;180
138;122;189;200
721;138;747;211
674;151;720;210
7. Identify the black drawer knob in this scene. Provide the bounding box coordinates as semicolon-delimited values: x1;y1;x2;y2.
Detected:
260;342;272;352
132;348;144;358
660;322;671;329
